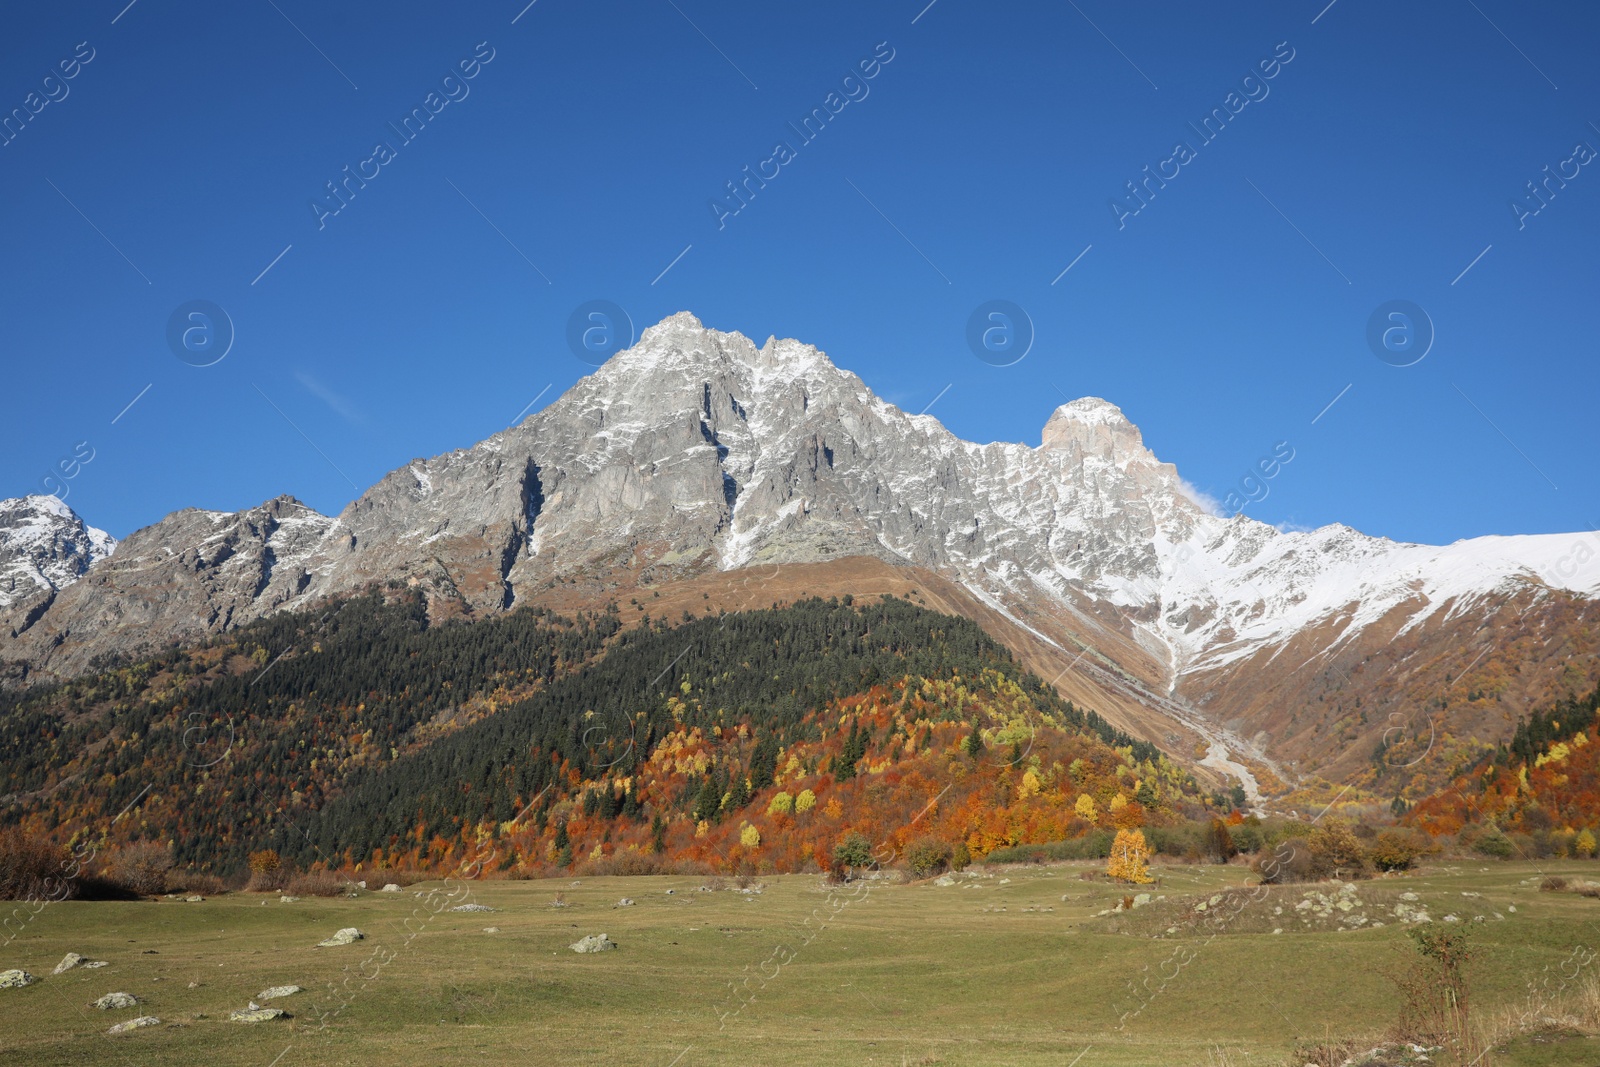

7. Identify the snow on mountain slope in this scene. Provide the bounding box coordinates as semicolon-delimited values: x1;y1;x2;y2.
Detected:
0;495;116;612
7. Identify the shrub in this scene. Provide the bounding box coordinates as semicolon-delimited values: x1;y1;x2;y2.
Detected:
1368;830;1425;872
284;870;349;897
1539;875;1568;892
950;841;971;871
0;829;73;901
1254;839;1315;884
164;870;229;895
905;838;951;878
1391;926;1482;1061
101;841;173;896
1307;821;1370;880
247;849;287;892
362;867;424;888
1471;828;1515;859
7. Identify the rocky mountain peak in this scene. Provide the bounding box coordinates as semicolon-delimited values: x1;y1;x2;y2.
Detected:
0;496;116;612
1040;397;1149;465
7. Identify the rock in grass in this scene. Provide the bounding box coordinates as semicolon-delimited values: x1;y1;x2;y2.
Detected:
569;934;617;954
449;903;494;913
229;1007;288;1023
108;1016;160;1033
381;883;401;893
615;898;635;907
0;970;36;989
483;927;500;934
93;992;140;1010
256;985;302;1001
53;953;107;974
315;927;364;947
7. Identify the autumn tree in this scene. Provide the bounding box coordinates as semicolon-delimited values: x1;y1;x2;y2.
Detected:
1107;828;1154;884
1203;817;1237;864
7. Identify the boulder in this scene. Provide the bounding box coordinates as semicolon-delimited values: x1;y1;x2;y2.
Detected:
93;992;140;1010
483;927;500;934
380;883;402;893
229;1007;288;1022
53;952;106;974
185;895;204;903
257;985;302;1001
449;903;494;912
278;896;300;903
108;1016;160;1033
315;928;364;948
0;970;36;989
615;898;635;907
569;934;617;954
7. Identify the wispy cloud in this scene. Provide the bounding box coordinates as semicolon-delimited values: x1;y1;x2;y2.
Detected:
1175;478;1224;517
294;370;363;425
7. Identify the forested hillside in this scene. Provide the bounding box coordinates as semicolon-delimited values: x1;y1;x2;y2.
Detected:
0;590;1193;877
1407;680;1600;848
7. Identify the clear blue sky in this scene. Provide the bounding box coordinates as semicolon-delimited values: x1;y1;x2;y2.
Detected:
3;0;1596;545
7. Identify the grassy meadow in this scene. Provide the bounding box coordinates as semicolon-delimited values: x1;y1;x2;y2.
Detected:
2;860;1598;1067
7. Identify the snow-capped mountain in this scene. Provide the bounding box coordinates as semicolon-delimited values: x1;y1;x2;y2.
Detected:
4;313;1597;785
0;495;116;637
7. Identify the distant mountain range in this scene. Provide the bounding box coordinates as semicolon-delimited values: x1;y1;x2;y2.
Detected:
4;312;1597;793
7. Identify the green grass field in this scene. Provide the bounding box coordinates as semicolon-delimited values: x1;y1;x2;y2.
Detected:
3;861;1598;1067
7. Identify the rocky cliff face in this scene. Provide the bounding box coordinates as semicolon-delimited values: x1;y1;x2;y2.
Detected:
5;313;1598;786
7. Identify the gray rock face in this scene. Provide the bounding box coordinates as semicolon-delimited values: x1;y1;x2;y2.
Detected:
229;1007;287;1022
1;495;332;681
569;933;617;953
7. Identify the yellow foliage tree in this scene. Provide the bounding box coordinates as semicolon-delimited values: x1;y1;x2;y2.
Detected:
740;824;761;849
1018;769;1041;798
795;789;816;814
1109;793;1129;812
1074;794;1098;821
768;791;794;815
1107;828;1154;884
1577;829;1597;858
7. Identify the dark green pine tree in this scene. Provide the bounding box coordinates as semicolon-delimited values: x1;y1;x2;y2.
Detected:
692;774;721;823
749;734;779;791
553;819;572;867
650;809;667;854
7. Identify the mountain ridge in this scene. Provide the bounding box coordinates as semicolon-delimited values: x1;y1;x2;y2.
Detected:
4;312;1598;792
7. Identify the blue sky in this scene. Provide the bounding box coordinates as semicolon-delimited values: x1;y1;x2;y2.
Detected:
2;0;1596;545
